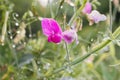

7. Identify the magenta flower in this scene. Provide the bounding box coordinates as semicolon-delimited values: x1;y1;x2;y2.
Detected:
82;2;92;14
88;10;107;25
41;18;62;43
62;29;79;44
41;18;79;44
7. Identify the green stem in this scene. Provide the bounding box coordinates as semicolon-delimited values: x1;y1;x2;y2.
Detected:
63;13;71;68
55;0;65;18
65;42;70;66
109;0;112;32
26;18;38;26
112;7;117;23
68;0;87;26
49;0;54;18
32;59;38;78
1;11;9;44
53;26;120;73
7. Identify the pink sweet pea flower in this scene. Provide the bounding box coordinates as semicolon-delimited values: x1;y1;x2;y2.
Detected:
41;18;62;43
62;29;79;44
82;2;92;14
88;10;107;25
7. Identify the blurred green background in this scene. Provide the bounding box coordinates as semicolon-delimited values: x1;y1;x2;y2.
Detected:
0;0;120;80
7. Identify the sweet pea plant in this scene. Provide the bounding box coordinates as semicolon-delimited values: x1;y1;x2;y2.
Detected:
0;0;120;80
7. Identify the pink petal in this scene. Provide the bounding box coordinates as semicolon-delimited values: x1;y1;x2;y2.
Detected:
62;29;78;44
48;34;62;43
88;10;107;24
82;2;92;14
41;18;62;36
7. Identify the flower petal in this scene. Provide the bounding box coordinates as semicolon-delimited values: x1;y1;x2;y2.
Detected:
41;18;62;36
62;29;78;44
82;2;92;14
48;34;62;43
88;10;107;24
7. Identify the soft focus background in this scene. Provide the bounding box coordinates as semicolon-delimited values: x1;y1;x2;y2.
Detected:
0;0;120;80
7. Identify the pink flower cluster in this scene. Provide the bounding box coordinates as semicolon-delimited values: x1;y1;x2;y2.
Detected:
41;2;107;44
41;18;78;44
82;2;107;25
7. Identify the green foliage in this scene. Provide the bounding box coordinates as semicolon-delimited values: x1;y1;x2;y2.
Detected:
0;0;120;80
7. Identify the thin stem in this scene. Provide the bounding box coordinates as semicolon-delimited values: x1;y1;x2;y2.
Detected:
68;0;87;26
53;26;120;73
1;11;9;44
109;0;113;32
32;59;38;77
49;0;54;18
55;0;65;18
26;18;38;25
112;6;117;23
28;25;32;38
12;13;20;22
65;42;70;66
63;13;71;69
